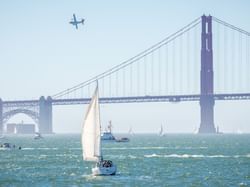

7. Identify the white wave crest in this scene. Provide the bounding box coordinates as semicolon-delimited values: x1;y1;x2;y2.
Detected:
144;154;250;158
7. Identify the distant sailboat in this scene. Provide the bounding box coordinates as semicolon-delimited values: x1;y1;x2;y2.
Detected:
216;126;223;134
128;126;134;135
159;125;165;136
34;132;43;140
236;129;243;134
193;127;199;134
81;84;116;175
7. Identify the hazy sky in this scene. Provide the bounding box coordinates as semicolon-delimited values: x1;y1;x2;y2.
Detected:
0;0;250;133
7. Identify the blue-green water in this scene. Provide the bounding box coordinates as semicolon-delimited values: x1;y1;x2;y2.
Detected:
0;134;249;186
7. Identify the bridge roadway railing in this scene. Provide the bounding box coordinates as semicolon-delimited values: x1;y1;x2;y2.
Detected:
2;93;250;107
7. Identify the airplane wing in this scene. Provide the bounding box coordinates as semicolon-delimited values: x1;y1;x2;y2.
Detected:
73;14;77;22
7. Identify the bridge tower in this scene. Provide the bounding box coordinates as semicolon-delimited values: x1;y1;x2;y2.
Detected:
39;96;53;134
0;98;3;134
199;15;216;133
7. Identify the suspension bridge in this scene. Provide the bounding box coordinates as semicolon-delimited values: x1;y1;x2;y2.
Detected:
1;14;250;134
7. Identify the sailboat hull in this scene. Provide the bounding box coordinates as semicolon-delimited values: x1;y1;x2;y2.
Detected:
92;165;117;176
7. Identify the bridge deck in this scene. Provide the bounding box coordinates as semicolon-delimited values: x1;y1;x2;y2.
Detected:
2;93;250;107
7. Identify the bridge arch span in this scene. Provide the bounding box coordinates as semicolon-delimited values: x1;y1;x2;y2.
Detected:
3;109;39;126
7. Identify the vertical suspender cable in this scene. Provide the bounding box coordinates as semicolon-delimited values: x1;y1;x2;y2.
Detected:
123;68;125;96
130;64;132;96
172;40;175;94
151;53;154;94
187;30;190;94
231;30;235;93
158;48;161;95
116;71;118;96
194;24;197;94
144;56;147;94
247;36;250;91
239;32;242;92
137;60;140;95
224;26;227;92
180;33;183;94
165;45;168;95
216;22;220;93
102;78;105;97
109;74;111;97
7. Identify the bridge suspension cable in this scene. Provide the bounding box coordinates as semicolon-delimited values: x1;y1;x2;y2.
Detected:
52;17;201;99
213;17;250;36
212;16;250;94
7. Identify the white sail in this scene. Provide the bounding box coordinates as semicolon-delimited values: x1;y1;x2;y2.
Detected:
81;86;101;162
128;126;133;135
159;125;164;136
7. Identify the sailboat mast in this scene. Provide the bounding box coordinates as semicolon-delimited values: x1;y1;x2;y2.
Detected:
96;82;103;161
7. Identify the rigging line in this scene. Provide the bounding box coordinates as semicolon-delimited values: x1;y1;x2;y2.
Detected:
52;19;201;98
213;17;250;36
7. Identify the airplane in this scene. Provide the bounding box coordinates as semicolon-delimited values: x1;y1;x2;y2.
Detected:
69;14;84;29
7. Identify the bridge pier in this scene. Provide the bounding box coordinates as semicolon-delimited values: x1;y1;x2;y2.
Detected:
0;98;3;134
199;15;216;133
39;96;53;134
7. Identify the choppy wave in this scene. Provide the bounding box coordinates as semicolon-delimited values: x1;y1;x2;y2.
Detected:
144;153;250;158
22;148;58;150
103;146;208;150
20;146;209;151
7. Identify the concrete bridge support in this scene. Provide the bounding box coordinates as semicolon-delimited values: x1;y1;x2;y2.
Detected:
39;96;53;134
0;99;3;134
199;15;216;133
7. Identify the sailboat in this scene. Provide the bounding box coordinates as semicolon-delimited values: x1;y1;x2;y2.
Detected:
236;129;243;134
81;84;117;176
159;125;165;136
128;126;134;135
34;132;43;140
216;126;223;134
193;127;199;134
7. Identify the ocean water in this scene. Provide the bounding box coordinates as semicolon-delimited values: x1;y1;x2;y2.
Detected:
0;134;249;186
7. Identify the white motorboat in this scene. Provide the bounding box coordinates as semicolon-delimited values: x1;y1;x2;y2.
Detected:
101;121;116;141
